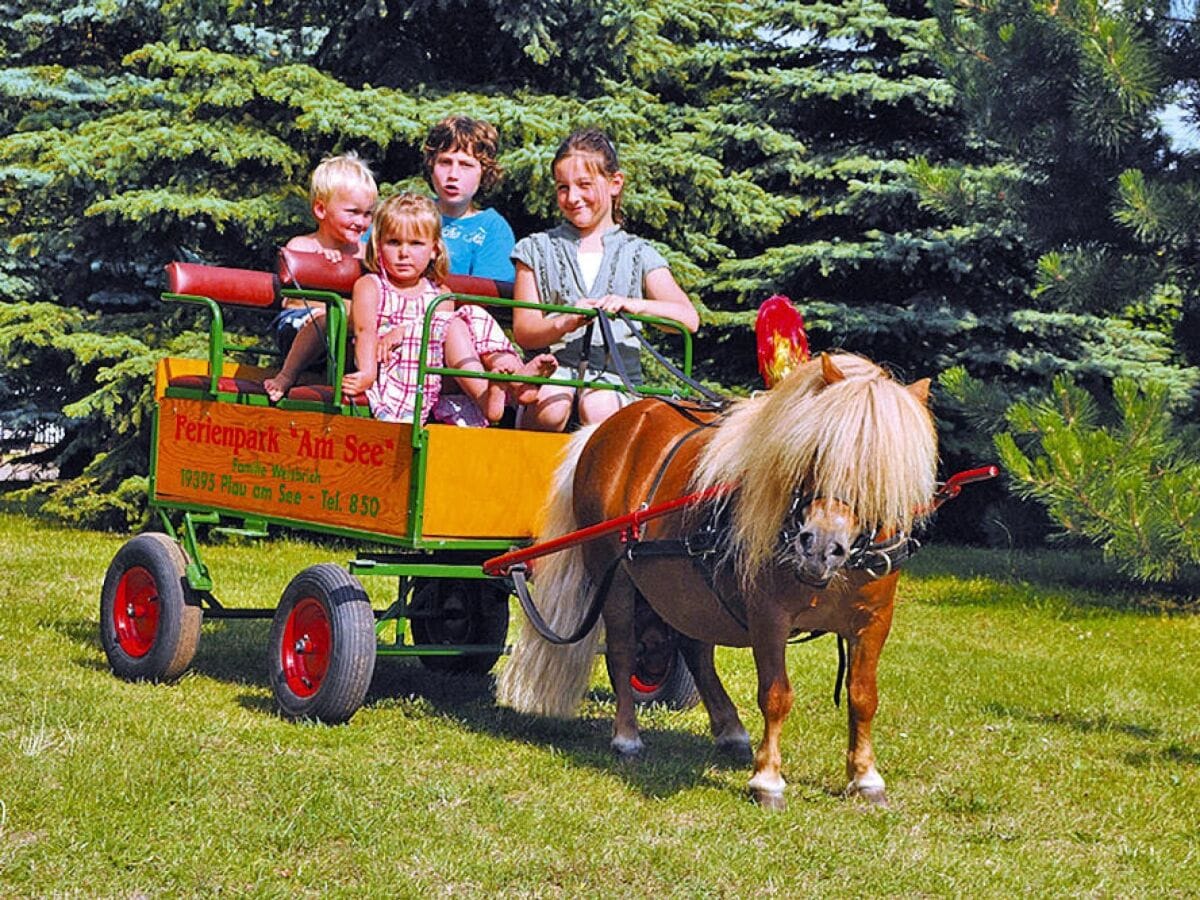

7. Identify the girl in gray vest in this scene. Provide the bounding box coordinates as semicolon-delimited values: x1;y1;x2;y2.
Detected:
511;129;699;431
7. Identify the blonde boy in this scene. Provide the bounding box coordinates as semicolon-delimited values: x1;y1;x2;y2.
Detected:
265;152;378;402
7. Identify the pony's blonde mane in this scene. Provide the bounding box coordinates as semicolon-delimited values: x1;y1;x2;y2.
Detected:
691;353;938;580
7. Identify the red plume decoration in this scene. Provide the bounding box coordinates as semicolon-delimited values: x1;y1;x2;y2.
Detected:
755;295;809;388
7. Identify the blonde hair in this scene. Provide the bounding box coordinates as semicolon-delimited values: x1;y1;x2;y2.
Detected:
364;192;450;284
692;353;938;583
309;152;378;206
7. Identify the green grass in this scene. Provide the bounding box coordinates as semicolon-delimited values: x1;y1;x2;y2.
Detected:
1;513;1198;896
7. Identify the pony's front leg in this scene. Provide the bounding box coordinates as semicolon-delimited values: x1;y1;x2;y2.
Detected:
748;623;793;809
602;573;643;759
677;636;751;760
844;604;894;807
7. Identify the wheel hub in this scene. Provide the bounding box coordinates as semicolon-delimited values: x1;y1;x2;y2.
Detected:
113;566;160;658
281;598;331;698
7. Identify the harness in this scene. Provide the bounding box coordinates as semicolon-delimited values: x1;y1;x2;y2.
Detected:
502;407;923;707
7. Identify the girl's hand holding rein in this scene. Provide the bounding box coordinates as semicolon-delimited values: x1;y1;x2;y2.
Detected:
577;294;645;315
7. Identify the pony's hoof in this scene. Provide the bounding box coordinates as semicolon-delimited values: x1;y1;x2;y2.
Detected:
856;787;888;808
750;788;787;811
611;735;644;761
715;735;753;765
846;784;889;808
846;773;888;808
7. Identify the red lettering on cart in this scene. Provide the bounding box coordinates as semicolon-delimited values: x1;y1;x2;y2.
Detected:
294;428;334;461
342;434;390;467
173;414;280;454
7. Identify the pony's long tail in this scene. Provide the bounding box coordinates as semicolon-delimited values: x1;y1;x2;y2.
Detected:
496;425;602;719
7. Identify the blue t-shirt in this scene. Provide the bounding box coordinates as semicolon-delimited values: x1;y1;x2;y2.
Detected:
442;208;516;281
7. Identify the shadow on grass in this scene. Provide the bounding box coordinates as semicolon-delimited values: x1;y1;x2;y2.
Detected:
985;701;1161;740
65;616;777;800
984;701;1200;768
906;545;1200;612
361;657;752;800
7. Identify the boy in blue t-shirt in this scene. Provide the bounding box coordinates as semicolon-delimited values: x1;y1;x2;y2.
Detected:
422;116;515;281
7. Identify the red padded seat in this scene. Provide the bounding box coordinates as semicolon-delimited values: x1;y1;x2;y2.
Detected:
277;248;362;293
284;384;369;407
276;248;514;299
444;273;513;299
167;375;268;395
165;262;280;308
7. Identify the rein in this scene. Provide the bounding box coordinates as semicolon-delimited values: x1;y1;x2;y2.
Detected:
486;466;998;651
590;311;727;417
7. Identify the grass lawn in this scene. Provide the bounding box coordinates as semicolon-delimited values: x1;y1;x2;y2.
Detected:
1;512;1197;896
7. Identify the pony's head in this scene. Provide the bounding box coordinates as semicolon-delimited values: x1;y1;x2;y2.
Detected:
693;353;938;586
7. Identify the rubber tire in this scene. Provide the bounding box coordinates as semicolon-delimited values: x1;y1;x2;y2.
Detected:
630;597;700;710
100;533;202;682
269;564;376;724
409;578;510;675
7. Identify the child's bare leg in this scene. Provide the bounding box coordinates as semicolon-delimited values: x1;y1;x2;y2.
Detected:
264;314;325;402
483;351;558;405
445;317;506;423
516;384;574;431
577;387;623;426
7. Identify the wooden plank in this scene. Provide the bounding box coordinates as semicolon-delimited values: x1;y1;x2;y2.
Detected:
421;425;568;540
154;398;412;537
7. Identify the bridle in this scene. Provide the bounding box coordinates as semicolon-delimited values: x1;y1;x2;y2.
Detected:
776;490;921;580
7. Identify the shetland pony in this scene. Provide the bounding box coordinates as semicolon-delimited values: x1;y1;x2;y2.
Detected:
496;353;938;808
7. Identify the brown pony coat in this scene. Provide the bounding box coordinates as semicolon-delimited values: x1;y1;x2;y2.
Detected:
497;353;938;807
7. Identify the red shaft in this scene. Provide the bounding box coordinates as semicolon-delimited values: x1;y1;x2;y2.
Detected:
483;466;999;577
482;484;731;576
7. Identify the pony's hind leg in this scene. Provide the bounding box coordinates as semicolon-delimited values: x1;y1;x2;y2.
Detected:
843;608;893;807
677;637;751;761
602;572;643;759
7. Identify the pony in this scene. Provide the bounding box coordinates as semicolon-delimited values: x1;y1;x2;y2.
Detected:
496;352;938;808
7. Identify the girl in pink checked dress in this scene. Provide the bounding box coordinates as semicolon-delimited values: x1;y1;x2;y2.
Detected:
346;193;551;425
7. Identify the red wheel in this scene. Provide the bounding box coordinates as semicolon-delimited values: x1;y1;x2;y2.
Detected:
630;595;699;710
100;533;201;681
279;597;333;698
112;566;160;657
409;578;509;675
269;565;375;723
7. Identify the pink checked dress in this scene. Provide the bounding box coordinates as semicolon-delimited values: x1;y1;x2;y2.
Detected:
365;275;453;423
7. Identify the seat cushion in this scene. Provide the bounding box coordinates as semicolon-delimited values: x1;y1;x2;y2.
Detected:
167;374;268;395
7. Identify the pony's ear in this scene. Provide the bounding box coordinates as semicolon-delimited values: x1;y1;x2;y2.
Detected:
907;377;931;404
820;353;845;385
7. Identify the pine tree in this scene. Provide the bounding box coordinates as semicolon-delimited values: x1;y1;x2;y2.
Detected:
931;0;1200;403
694;0;1032;394
995;372;1200;584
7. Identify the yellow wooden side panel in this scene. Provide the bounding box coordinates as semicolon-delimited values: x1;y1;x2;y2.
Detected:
155;398;412;537
422;425;570;540
154;358;274;400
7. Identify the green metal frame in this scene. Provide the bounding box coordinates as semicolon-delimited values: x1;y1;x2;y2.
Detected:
149;282;699;663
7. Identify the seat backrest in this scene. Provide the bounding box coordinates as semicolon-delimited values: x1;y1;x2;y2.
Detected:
443;273;514;300
165;262;280;308
277;248;514;300
277;247;362;294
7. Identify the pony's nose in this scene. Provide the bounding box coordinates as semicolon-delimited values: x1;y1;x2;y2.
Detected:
791;525;853;586
798;528;846;563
